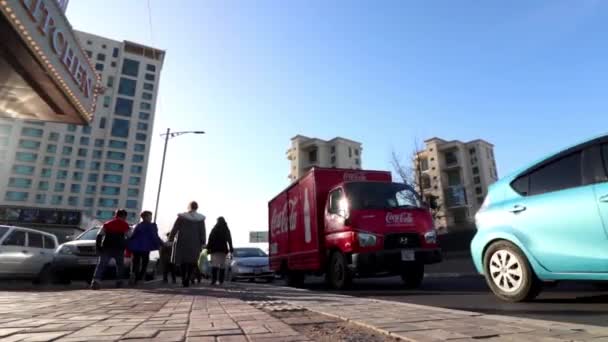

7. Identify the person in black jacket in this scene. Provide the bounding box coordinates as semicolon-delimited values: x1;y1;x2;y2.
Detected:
206;217;234;285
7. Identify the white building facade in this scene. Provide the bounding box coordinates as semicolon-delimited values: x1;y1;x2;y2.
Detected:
0;30;165;240
287;135;363;182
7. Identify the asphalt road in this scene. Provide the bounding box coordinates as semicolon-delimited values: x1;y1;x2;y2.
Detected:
296;256;608;327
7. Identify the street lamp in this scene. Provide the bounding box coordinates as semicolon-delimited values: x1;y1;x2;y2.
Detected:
153;128;205;223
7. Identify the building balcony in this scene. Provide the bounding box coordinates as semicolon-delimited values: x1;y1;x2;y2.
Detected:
444;186;468;209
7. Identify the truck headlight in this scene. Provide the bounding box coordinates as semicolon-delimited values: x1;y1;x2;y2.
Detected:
358;232;377;247
424;230;438;244
56;245;77;255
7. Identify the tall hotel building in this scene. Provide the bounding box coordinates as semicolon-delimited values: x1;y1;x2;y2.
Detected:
0;31;165;240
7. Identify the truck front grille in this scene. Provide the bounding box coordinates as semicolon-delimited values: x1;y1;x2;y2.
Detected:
384;233;420;249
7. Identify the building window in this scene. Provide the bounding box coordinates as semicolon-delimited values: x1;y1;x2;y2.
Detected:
109;140;128;149
127;189;139;197
144;73;155;81
348;147;352;158
82;126;92;135
101;186;120;196
146;64;156;72
59;158;70;168
78;138;89;147
115;98;134;116
51;195;63;205
107;151;126;160
469;148;476;155
122;58;140;77
95;139;104;147
118;78;137;97
445;151;458;165
136;133;147;141
85;50;92;58
129;177;140;186
97;210;114;220
92;150;102;159
18;139;40;149
73;172;83;181
112;47;119;58
475;186;483;195
8;178;32;188
16;152;37;162
477;197;484;205
90;162;101;170
95;63;104;71
57;170;68;180
21;127;43;137
132;154;144;163
474;176;481;184
111;61;117;68
107;76;114;88
471;157;478;164
54;183;65;192
5;192;28;202
13;165;35;175
126;200;138;209
86;185;97;194
62;146;72;156
0;137;8;147
419;158;429;171
98;198;119;208
421;174;432;189
142;92;153;100
67;124;77;132
65;135;75;144
308;149;317;163
355;158;360;166
97;53;106;61
137;122;148;131
355;149;360;156
105;163;124;172
49;132;59;141
130;165;143;174
103;174;123;184
331;156;336;164
68;196;79;206
88;173;98;182
38;181;49;191
139;112;150;120
111;119;130;138
84;198;94;207
40;168;52;178
99;117;107;129
473;166;479;175
36;194;46;204
78;149;88;157
140;102;151;110
134;144;145;152
143;83;154;91
71;184;81;194
103;96;111;108
75;160;86;169
43;156;55;166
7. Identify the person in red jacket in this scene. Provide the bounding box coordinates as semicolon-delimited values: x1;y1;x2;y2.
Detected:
91;209;130;290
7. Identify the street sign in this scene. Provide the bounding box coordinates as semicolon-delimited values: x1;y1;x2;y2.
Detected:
249;231;268;243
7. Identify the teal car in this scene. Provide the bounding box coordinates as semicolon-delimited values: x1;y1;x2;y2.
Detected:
471;134;608;302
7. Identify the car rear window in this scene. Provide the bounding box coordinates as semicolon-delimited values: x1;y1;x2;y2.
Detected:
529;152;582;196
28;232;43;248
0;227;8;241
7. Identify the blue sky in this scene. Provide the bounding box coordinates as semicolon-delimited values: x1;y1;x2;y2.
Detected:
68;0;608;244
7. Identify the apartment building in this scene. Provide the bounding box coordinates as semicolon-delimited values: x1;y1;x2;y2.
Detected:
414;137;498;229
287;135;362;182
0;31;165;240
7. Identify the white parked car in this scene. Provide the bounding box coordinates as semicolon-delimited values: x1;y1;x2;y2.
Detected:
0;225;58;283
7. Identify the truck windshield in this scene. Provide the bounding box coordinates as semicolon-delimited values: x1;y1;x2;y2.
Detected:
346;182;422;210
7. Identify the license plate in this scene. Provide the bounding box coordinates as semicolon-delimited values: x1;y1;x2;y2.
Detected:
78;258;97;265
254;268;262;275
401;250;415;261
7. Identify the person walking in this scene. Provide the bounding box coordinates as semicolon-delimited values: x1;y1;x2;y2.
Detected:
127;211;163;285
168;201;206;287
160;232;177;284
207;217;234;286
91;209;130;290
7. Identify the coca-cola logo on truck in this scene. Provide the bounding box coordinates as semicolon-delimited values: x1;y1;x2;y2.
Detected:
385;212;414;225
270;199;298;236
344;173;367;182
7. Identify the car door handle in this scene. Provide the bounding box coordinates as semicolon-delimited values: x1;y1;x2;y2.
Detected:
599;195;608;203
509;205;527;213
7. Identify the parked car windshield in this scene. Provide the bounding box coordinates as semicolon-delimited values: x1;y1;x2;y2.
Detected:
233;248;267;258
346;182;422;210
77;228;100;241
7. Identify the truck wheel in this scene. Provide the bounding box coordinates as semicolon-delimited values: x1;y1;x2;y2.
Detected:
483;240;542;302
327;252;352;290
401;263;424;289
286;271;305;287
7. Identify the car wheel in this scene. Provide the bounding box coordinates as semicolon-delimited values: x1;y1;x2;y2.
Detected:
326;252;352;290
484;241;542;302
400;263;424;289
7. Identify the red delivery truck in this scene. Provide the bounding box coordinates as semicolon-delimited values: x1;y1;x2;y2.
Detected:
269;167;441;290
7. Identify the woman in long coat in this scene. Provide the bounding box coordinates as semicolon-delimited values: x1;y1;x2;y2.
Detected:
169;201;206;287
207;216;234;285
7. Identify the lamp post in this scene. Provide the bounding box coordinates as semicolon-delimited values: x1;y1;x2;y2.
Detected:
153;128;205;223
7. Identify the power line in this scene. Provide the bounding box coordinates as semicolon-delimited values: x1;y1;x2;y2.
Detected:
146;0;154;43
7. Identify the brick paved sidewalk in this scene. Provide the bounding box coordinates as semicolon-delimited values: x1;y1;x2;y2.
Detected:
231;283;608;342
0;286;310;342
